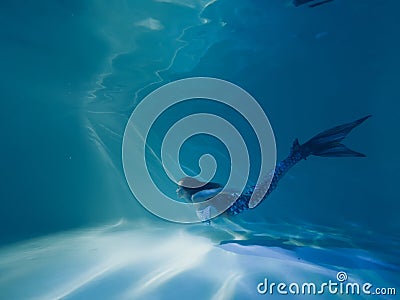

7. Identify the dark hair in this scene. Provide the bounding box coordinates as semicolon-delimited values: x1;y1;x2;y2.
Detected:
178;177;222;196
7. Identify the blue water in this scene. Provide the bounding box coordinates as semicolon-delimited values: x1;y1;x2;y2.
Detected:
0;0;399;299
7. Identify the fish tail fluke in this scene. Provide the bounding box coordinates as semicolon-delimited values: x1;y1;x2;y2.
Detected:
297;115;371;158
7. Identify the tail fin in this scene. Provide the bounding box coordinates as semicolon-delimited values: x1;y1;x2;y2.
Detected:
299;115;371;158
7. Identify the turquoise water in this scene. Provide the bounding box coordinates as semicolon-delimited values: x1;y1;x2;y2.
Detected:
0;0;399;299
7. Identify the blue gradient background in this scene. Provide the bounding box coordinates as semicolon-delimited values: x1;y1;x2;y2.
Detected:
0;0;399;299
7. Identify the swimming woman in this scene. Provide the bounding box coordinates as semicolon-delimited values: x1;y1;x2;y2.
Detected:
176;115;371;220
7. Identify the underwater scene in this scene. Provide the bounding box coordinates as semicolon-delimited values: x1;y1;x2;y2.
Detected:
0;0;399;299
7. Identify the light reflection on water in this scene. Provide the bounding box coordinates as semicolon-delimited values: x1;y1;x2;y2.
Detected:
0;219;397;300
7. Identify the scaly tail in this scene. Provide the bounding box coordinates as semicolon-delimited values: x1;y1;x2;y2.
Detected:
244;115;371;210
